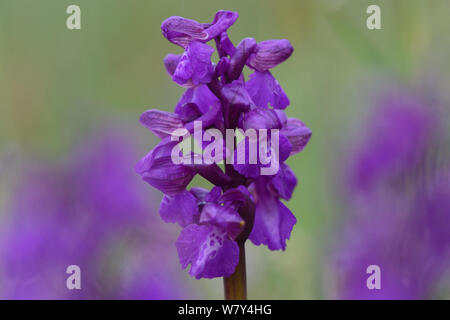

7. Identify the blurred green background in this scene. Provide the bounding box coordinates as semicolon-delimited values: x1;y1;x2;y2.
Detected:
0;0;449;299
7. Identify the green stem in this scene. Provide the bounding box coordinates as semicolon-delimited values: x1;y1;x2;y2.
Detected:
223;242;247;300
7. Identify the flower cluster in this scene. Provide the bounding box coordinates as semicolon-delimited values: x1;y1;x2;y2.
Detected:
333;89;450;299
136;11;311;279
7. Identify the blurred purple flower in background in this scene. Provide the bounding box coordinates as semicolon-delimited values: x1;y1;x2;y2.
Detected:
0;129;192;299
137;10;312;280
348;91;437;193
332;88;450;299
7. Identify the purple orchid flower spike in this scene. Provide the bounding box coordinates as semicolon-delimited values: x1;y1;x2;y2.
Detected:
137;10;311;300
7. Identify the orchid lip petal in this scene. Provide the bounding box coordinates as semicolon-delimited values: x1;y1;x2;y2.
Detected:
176;224;239;279
246;71;290;109
249;178;296;250
270;163;297;200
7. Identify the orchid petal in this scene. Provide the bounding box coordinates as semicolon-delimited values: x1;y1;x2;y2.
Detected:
161;16;208;48
281;118;312;155
200;203;244;239
139;110;183;138
136;139;194;196
172;41;214;88
246;71;290;109
205;11;238;41
247;39;293;72
249;178;296;250
176;224;239;279
159;190;199;227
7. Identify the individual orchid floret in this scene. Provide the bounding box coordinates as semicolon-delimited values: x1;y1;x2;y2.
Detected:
135;139;195;196
172;41;215;88
160;186;247;279
243;40;293;109
226;38;257;81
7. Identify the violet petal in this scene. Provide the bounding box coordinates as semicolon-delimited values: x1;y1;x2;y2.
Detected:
246;71;290;109
176;224;239;279
271;163;297;200
175;85;220;115
247;39;293;72
227;37;257;81
281;118;312;155
136;139;195;196
242;107;283;131
172;41;214;88
176;102;202;123
139;109;183;138
204;186;222;203
163;53;181;76
159;190;199;227
161;16;208;48
222;80;253;110
219;32;236;57
249;178;297;250
200;203;244;239
205;11;239;41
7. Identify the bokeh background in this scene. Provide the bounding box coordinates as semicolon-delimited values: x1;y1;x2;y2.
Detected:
0;0;449;299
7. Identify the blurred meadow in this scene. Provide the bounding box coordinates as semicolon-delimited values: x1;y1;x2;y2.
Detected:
0;0;449;299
